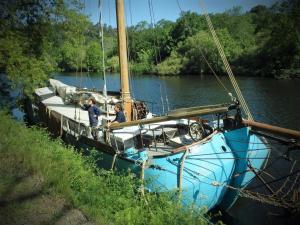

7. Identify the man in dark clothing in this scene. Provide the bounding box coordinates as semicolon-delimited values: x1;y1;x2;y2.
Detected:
109;103;126;126
80;98;101;139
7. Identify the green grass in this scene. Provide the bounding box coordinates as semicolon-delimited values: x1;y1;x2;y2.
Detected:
0;111;211;225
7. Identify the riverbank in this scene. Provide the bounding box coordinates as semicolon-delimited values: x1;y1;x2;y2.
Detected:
53;70;300;80
0;111;211;225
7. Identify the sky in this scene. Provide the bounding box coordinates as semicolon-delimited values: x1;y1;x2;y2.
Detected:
83;0;278;26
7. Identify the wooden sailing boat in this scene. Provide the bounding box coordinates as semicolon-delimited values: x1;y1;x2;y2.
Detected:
25;0;300;211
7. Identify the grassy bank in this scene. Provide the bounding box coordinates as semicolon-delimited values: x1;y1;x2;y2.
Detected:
0;111;211;225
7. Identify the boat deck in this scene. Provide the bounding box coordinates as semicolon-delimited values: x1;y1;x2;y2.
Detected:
35;86;194;158
147;143;175;156
36;87;116;127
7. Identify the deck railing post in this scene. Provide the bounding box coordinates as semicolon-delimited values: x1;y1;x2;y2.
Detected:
60;115;63;137
141;161;145;196
152;129;157;151
111;153;118;170
162;126;166;145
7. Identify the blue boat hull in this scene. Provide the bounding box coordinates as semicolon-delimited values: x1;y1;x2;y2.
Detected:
220;127;269;209
76;126;269;211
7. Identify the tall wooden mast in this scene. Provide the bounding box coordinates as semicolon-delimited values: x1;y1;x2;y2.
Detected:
115;0;132;121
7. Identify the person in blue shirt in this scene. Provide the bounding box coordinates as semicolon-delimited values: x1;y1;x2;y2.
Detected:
109;103;126;126
80;98;101;140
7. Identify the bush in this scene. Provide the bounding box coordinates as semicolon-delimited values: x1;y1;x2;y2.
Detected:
107;56;120;72
156;51;183;75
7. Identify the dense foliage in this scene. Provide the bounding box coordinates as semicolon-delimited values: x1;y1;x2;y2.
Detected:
0;0;299;95
0;111;211;225
126;2;300;78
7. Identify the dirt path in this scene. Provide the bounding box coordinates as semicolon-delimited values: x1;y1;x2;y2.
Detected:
0;174;98;225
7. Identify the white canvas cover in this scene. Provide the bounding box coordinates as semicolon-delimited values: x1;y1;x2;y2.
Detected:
49;79;76;100
35;87;54;97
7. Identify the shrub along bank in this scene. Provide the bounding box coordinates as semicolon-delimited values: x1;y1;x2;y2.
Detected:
0;111;212;225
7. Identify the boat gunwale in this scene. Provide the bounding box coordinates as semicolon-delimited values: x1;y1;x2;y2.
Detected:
79;127;220;161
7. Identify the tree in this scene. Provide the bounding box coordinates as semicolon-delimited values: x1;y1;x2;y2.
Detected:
178;29;241;75
252;0;300;78
0;0;56;96
0;0;91;95
154;19;175;61
171;11;206;43
85;40;103;72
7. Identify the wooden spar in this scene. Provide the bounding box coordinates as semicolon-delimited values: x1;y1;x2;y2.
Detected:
109;106;228;130
116;0;132;121
243;119;300;140
168;103;230;115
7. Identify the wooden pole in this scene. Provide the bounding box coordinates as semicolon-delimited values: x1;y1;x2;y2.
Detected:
116;0;132;121
109;106;228;130
243;119;300;140
178;149;188;196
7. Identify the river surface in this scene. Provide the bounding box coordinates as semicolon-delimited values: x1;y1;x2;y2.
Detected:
55;72;300;130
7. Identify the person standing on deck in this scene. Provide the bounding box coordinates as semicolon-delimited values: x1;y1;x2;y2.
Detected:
80;98;101;140
108;103;126;126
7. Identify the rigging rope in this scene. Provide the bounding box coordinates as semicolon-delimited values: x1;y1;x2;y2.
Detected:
125;0;135;99
163;81;170;111
148;0;169;112
160;84;165;114
108;0;111;26
169;156;299;209
75;0;87;121
165;138;299;210
150;147;300;210
98;0;107;99
199;48;231;94
175;0;231;98
147;0;162;63
176;0;183;13
98;0;109;118
280;161;298;198
78;0;86;91
199;0;254;120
